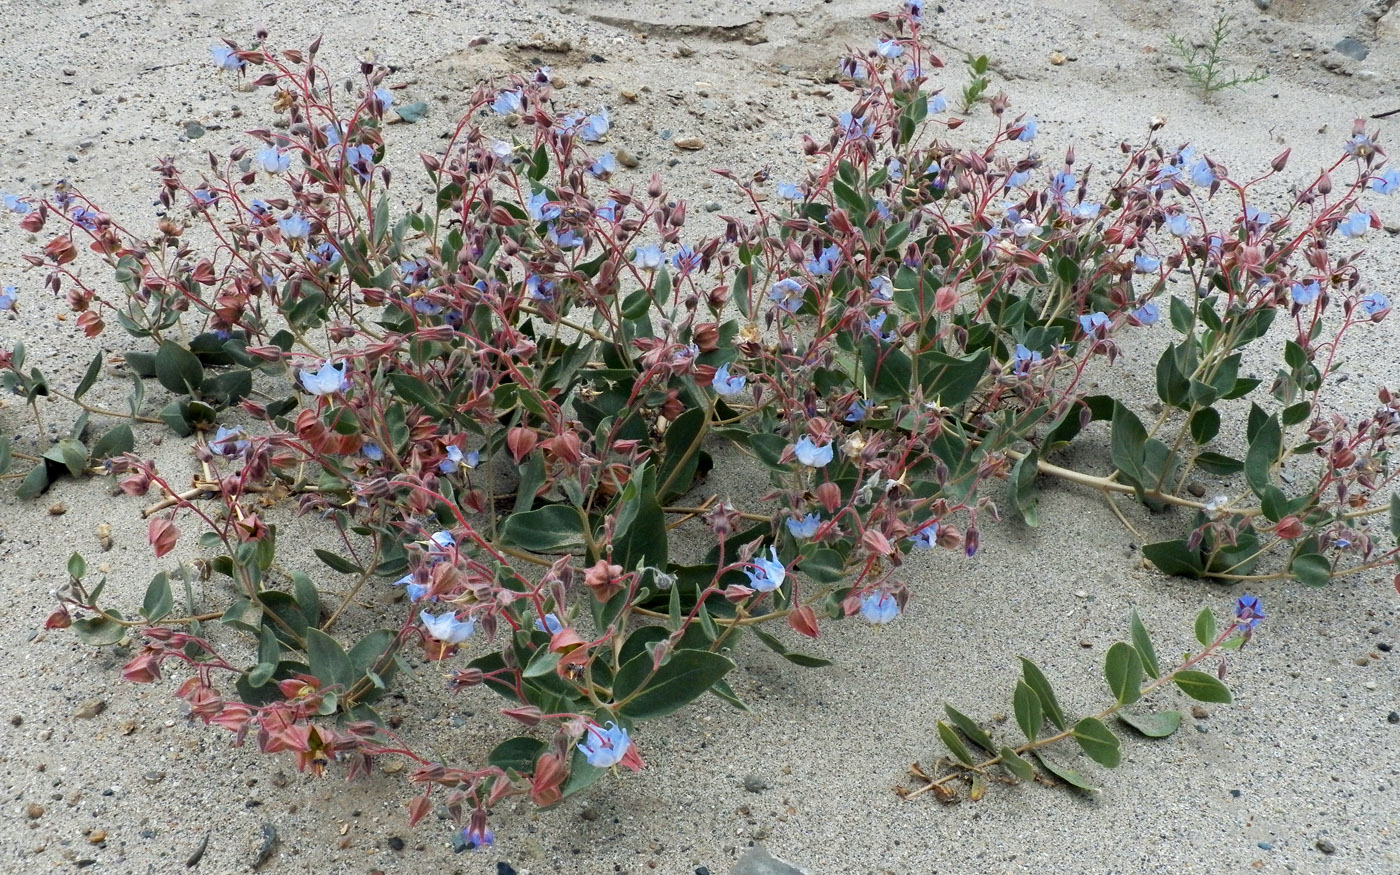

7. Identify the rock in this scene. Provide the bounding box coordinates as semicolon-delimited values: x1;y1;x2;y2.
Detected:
387;837;405;851
1253;0;1269;9
673;137;705;151
1258;841;1273;850
48;502;67;515
743;774;769;792
1378;642;1393;652
703;202;722;212
1188;482;1206;497
732;844;809;875
497;863;519;875
9;714;20;726
73;699;106;719
142;771;165;784
1355;657;1370;666
616;148;639;168
87;830;107;844
1191;705;1209;719
1333;37;1368;61
1316;838;1337;854
26;803;44;819
1049;52;1066;66
1387;711;1399;724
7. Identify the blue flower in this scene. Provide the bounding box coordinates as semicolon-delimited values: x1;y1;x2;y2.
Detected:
209;425;250;456
786;513;821;539
528;191;561;223
1189;159;1215;188
672;245;700;276
1005;169;1031;189
1358;292;1389;318
870;275;893;300
458;811;494;851
256;146;289;174
534;613;564;634
793;436;834;468
1011;343;1041;374
905;0;923;22
909;522;938;549
768;277;804;313
860;592;899;624
0;285;16;311
1371;167;1400;195
1071;202;1101;220
2;193;32;214
299;360;349;395
1134;253;1161;273
420;609;476;644
548;224;583;249
362;443;384;462
400;257;431;286
745;545;786;592
69;206;98;230
711;363;746;396
1165;214;1192;237
1343;133;1375;158
631;244;665;271
526;274;555;301
1133;302;1160;325
875;38;904;59
887;158;904;182
875;200;893;222
596;198;619;223
310;242;340;267
279;214;311;239
928;93;948;113
845;399;869;422
805;245;841;276
1016;117;1038;141
344;143;375;182
578;108;610;142
577;721;630;768
866;312;897;342
838;111;875;141
1234;595;1264;630
588;152;617;178
1244;206;1272;225
492;90;523;115
1337;211;1369;238
210;45;244;71
372;88;393;112
322;122;345;147
439;444;479;474
776;181;804;201
1079;312;1109;335
1050;170;1075;200
1290;280;1320;305
429;530;456;556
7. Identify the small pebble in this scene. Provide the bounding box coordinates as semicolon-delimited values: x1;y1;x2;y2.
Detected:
579;806;598;821
1230;789;1242;798
497;864;519;875
615;148;639;168
1354;657;1370;666
387;837;405;851
1191;706;1209;719
1187;483;1206;497
1196;723;1209;733
703;202;721;212
1258;841;1273;851
743;773;769;792
1333;37;1368;62
1377;642;1392;652
9;715;21;727
73;699;107;719
1387;711;1398;724
87;830;107;844
143;772;165;784
48;502;67;515
26;803;44;819
673;137;705;150
696;868;712;875
1049;52;1066;65
1316;839;1336;854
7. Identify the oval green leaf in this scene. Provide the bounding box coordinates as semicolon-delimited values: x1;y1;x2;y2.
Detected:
1117;710;1183;738
1103;642;1144;706
1173;670;1233;704
1071;717;1122;768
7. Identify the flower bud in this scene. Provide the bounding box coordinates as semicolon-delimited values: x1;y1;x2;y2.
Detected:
1270;148;1291;172
1273;516;1305;540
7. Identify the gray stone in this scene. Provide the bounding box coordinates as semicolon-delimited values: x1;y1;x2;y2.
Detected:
731;844;810;875
1333;37;1368;61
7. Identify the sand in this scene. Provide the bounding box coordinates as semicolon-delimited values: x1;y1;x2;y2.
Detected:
1;0;1397;872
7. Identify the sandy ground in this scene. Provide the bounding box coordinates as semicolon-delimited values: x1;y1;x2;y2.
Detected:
1;0;1399;873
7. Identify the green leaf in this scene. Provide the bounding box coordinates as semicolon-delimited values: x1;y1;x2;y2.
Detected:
944;704;996;754
751;628;833;668
1193;607;1216;647
73;613;125;646
304;628;353;691
290;572;322;627
796;548;847;585
917;348;989;408
1033;752;1097;792
16;463;50;499
1143;539;1205;578
1019;658;1067;730
1109;403;1148;495
1071;717;1122;768
1129;610;1161;679
394;101;429;123
1103;642;1144;706
1173;670;1232;703
1390;492;1400;544
0;435;10;475
937;720;976;766
709;678;751;712
153;341;205;395
67;552;87;579
1012;679;1042;742
615;649;734;720
314;549;363;575
1192;452;1243;475
1007;449;1040;527
45;438;88;477
1117;710;1182;738
489;736;546;774
1290;551;1332;587
1244;411;1281;498
75;350;103;400
612;463;667;571
1189;407;1221;445
998;746;1035;782
141;572;173;622
90;424;134;462
500;505;587;553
